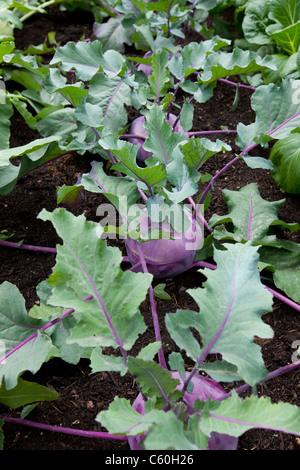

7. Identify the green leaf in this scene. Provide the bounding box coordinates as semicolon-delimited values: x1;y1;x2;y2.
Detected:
270;133;300;193
183;243;273;386
250;79;300;141
75;102;104;128
165;310;203;362
50;40;106;81
0;136;61;167
199;48;276;84
90;348;127;376
201;392;300;438
164;153;200;203
168;38;231;81
99;135;166;189
153;283;171;300
144;412;198;450
132;23;155;52
268;21;300;55
142;105;187;165
127;357;183;405
37;109;76;140
87;73;131;134
242;0;273;45
200;361;241;383
180;138;231;170
148;50;171;100
0;103;13;150
0;282;51;390
0;377;59;408
38;208;152;353
268;0;300;28
96;396;165;437
259;239;300;304
94;17;133;53
208;183;291;244
81;160;140;221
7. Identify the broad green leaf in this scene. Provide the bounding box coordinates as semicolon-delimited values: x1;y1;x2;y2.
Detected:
0;282;51;390
0;141;65;195
242;0;273;45
50;40;106;81
199;361;241;383
90;348;127;375
142;105;187;165
75;102;104;128
96;396;167;437
87;73;131;134
165;310;203;362
93;17;133;53
148;50;171;100
136;342;162;361
208;183;296;244
251;79;300;141
0;136;61;167
199;48;276;84
99;135;167;189
268;0;300;28
259;239;300;304
38;209;152;354
164;153;200;203
81;160;140;221
0;102;13;150
132;23;155;52
180;138;231;170
0;377;59;408
0;39;14;61
144;412;198;450
267;21;300;55
183;243;273;385
270;133;300;193
200;392;300;438
168;38;231;81
37;108;77;140
127;357;183;406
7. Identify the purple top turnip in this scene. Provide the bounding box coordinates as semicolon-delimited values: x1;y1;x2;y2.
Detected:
125;209;203;278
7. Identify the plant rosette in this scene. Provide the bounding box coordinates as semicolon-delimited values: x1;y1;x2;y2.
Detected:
127;371;239;451
125;208;203;278
128;114;189;163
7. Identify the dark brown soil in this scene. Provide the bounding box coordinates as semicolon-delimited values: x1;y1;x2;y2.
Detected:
0;5;300;452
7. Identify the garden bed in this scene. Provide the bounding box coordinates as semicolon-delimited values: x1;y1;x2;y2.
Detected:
0;3;300;451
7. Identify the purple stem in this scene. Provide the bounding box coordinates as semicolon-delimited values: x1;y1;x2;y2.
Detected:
230;360;300;398
0;416;127;441
218;77;256;91
134;241;168;370
0;239;57;254
188;129;237;137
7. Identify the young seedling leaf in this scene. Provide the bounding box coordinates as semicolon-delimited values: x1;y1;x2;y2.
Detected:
0;377;59;408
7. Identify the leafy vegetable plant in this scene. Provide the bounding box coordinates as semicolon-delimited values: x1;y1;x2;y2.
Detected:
1;0;300;452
